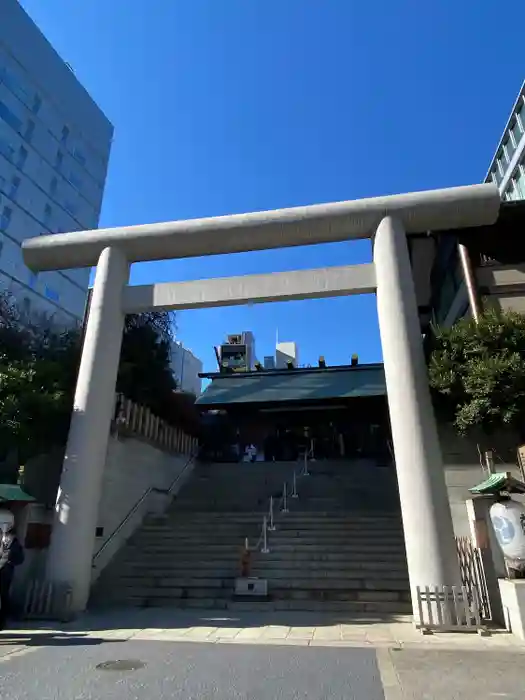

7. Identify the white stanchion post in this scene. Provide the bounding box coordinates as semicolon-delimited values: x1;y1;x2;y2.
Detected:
282;482;289;513
268;496;276;530
292;471;299;498
261;516;269;554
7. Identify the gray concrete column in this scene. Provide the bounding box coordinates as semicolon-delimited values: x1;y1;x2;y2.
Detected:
374;216;461;621
47;246;129;614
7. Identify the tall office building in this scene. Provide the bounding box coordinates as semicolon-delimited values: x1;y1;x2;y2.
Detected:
170;341;203;396
276;341;299;369
422;82;525;329
219;331;257;372
0;0;113;326
485;81;525;201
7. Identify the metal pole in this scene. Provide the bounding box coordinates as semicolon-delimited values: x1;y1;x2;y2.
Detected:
292;471;298;498
261;516;269;553
458;243;481;324
268;496;275;530
282;482;289;513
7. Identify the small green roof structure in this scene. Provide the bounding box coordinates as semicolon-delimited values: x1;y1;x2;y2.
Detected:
469;471;525;496
0;484;36;503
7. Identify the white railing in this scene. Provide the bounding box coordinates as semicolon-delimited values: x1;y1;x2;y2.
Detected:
244;446;313;555
416;585;489;635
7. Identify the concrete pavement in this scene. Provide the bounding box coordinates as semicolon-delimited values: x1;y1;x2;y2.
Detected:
0;609;524;699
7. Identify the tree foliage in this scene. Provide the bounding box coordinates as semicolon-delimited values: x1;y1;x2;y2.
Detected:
0;293;80;463
428;309;525;438
0;292;185;465
117;311;178;418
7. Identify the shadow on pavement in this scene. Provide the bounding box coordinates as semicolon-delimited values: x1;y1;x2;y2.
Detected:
0;631;125;647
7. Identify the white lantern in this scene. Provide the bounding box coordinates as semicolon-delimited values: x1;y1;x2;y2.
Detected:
489;500;525;561
0;508;14;533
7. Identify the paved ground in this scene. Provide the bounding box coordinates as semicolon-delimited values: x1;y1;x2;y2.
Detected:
0;640;386;700
0;609;524;698
5;607;525;650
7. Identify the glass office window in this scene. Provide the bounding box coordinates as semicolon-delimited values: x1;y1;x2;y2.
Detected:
17;146;27;169
498;152;508;175
45;286;60;302
73;148;86;166
517;100;525;131
0;100;22;133
24;119;35;143
9;175;20;199
0;136;14;161
64;200;77;216
43;203;52;227
1;68;31;108
69;172;82;191
505;138;515;161
511;119;523;147
515;167;525;199
0;205;12;230
55;150;64;170
31;94;42;115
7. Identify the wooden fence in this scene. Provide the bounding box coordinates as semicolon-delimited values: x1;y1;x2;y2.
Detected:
113;394;197;455
456;536;491;621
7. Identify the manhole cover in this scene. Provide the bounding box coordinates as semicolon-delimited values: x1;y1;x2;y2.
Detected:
96;660;146;672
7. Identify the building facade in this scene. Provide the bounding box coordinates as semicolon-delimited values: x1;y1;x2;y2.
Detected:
0;0;113;326
485;81;525;201
276;340;299;368
170;341;203;396
422;82;525;329
218;331;257;372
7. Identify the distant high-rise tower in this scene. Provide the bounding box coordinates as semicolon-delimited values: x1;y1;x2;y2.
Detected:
219;331;257;372
263;355;275;370
170;341;203;396
0;0;113;326
276;341;299;369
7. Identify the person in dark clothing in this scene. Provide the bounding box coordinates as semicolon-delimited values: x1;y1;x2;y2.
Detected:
0;526;24;630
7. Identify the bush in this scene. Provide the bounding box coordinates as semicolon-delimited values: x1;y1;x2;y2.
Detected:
428;309;525;438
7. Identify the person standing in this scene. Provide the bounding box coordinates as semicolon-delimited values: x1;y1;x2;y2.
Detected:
0;525;25;630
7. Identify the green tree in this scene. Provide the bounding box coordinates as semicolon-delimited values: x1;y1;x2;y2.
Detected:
0;293;80;462
117;311;178;418
428;309;525;439
0;290;185;464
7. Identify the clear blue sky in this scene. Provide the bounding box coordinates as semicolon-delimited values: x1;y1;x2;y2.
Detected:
20;0;525;372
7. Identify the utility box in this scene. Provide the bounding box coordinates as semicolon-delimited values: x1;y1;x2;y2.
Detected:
235;578;268;597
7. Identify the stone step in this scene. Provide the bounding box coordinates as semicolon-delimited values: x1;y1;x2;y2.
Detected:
117;559;407;573
101;596;411;614
124;543;407;555
133;527;404;545
111;575;408;591
164;511;402;519
142;524;404;534
102;582;407;603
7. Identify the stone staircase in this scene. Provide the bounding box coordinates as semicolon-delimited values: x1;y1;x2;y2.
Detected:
91;458;411;614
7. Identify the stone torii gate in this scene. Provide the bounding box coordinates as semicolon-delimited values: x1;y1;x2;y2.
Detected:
23;183;500;616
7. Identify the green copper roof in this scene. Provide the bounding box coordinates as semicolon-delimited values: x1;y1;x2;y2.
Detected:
196;366;386;407
469;472;525;495
0;484;36;502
